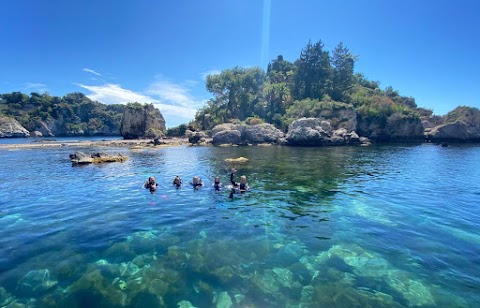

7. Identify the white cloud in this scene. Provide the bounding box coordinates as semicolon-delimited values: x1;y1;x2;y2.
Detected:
24;82;48;93
83;68;101;76
201;69;221;80
77;83;157;105
77;80;207;127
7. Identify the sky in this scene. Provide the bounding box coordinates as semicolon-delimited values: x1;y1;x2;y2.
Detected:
1;0;479;127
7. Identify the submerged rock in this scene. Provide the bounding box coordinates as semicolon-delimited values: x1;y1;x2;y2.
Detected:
214;291;233;308
308;244;435;307
0;287;14;307
17;269;58;296
224;157;249;163
177;300;198;308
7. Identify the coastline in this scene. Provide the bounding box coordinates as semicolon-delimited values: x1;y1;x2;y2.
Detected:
0;137;190;150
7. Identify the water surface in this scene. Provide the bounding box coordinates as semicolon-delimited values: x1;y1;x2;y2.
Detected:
1;143;479;307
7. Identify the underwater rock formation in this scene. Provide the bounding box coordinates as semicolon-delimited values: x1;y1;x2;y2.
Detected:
17;269;58;296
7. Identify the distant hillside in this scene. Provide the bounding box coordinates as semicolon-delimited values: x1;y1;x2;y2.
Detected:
0;92;125;136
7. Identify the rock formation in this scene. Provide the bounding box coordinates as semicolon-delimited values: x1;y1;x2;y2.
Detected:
211;123;285;145
425;107;480;142
120;104;166;139
0;116;30;137
286;117;362;146
70;152;128;165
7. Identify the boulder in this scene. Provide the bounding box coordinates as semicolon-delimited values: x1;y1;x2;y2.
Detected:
31;130;43;137
286;117;363;146
212;130;242;145
385;113;424;140
241;123;285;144
188;131;207;144
211;123;243;137
70;152;128;165
286;118;331;146
0;116;30;137
427;120;471;141
120;104;166;139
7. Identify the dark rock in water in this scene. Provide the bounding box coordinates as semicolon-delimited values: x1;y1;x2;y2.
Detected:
17;269;58;296
0;116;30;138
70;151;127;165
441;142;449;147
120;103;166;139
427;120;471;141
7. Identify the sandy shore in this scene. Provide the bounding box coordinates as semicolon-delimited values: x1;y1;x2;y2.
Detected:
0;137;191;149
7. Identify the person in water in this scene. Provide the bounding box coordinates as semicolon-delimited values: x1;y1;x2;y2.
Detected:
191;176;204;190
172;176;182;188
212;176;222;191
144;176;158;192
229;171;249;198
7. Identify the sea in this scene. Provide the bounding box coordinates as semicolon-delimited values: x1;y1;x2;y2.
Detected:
1;138;479;307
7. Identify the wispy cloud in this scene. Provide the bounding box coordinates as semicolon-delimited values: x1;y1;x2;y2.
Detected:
147;80;206;119
201;69;221;80
83;68;101;76
77;83;157;105
24;82;48;93
77;80;208;126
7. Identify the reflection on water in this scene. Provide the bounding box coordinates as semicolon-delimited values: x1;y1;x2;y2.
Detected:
0;144;479;307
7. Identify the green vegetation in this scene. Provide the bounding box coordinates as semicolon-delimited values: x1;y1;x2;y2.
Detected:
193;40;421;132
0;92;125;136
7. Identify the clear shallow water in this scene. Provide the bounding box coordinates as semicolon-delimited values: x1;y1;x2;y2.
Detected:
1;143;479;307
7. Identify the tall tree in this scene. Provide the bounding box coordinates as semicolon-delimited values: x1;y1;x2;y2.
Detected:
330;42;357;101
292;40;332;101
205;67;265;121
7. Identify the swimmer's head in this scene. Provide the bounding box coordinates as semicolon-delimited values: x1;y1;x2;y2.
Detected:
240;175;247;183
148;176;156;184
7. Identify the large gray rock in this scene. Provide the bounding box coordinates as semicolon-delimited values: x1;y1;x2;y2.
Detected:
241;123;285;144
385;113;424;140
427;120;471;141
211;123;284;145
286;118;331;146
212;130;242;145
211;123;243;137
120;104;166;139
286;117;362;146
0;116;30;137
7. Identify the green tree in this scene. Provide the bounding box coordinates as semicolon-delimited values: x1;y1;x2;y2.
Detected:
292;40;332;101
330;42;357;102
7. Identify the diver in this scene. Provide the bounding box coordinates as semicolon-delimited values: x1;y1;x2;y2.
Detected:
191;176;204;190
144;176;158;193
229;171;249;198
172;175;182;188
212;176;222;191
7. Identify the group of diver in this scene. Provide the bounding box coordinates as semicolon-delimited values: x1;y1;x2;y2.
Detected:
144;170;250;198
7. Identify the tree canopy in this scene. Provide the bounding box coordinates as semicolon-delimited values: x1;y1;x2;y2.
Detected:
193;40;420;132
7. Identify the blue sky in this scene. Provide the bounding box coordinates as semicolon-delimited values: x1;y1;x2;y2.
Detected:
1;0;479;127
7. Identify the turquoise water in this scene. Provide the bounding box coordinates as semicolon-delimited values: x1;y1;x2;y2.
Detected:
1;143;479;307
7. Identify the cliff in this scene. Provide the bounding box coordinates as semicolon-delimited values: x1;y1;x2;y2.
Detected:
120;103;166;139
0;116;30;137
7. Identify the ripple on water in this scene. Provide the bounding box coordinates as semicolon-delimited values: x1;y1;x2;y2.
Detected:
1;144;480;306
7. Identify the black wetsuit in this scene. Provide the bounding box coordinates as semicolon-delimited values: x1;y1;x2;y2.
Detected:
213;181;222;191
